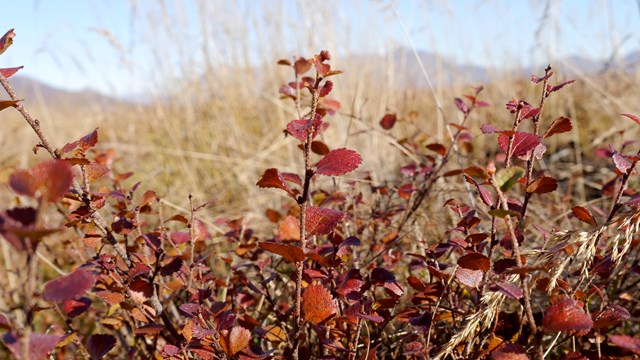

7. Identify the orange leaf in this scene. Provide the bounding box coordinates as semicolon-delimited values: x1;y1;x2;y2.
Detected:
258;242;305;262
302;283;336;325
572;206;597;227
219;326;251;356
527;176;558;194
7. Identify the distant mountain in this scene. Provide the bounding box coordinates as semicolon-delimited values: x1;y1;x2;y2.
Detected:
2;76;119;109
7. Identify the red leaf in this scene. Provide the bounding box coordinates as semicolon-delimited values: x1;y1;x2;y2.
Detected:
464;175;493;207
498;132;542;157
371;268;404;297
62;297;92;318
0;66;23;78
527;176;558;194
455;267;483;288
543;116;573;138
0;29;15;56
457;252;490;273
305;206;345;236
62;128;99;153
2;333;61;360
454;97;469;114
622;113;640;126
543;296;593;333
521;107;541;119
316;148;362;176
256;168;294;196
593;304;630;329
44;266;95;302
86;334;116;359
258;242;305;262
426;143;446;156
302;283;337;325
547;79;575;93
9;159;73;202
572;206;598;227
286;116;325;142
319;80;333;97
609;335;640;354
336;269;365;301
379;113;397;130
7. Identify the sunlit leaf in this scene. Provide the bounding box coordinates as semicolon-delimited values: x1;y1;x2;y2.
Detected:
305;206;345;236
527;176;558;194
498;132;541;157
256;168;294;197
0;66;23;78
593;304;630;329
495;167;525;192
258;242;305;262
543;116;573;138
302;283;336;325
316;148;362;176
572;206;597;227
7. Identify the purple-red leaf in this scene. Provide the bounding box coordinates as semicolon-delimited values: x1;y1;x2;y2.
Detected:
543;296;593;333
609;335;640;354
43;266;96;302
316;148;362;176
593;304;630;329
86;334;116;359
498;132;542;157
455;267;483;289
319;80;333;97
464;175;493;207
547;80;575;93
491;282;523;299
305;206;345;236
454;97;469;114
371;268;404;297
62;128;99;153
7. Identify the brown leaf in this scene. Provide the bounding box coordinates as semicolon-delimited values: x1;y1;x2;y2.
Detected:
572;206;597;227
258;242;305;262
457;252;490;273
543;116;573;138
302;283;336;325
527;176;558;194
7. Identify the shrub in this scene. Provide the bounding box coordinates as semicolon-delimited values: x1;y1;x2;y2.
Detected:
0;28;639;359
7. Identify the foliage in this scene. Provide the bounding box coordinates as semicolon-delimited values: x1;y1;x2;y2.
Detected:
0;28;639;360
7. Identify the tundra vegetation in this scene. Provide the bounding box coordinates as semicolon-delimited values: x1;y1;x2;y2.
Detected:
0;25;639;360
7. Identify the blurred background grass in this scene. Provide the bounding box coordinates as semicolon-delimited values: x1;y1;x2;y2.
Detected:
1;0;639;224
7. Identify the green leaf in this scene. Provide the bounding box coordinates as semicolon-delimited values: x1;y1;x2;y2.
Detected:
495;167;524;192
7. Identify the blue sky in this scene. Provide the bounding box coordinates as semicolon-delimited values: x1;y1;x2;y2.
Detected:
1;0;638;97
